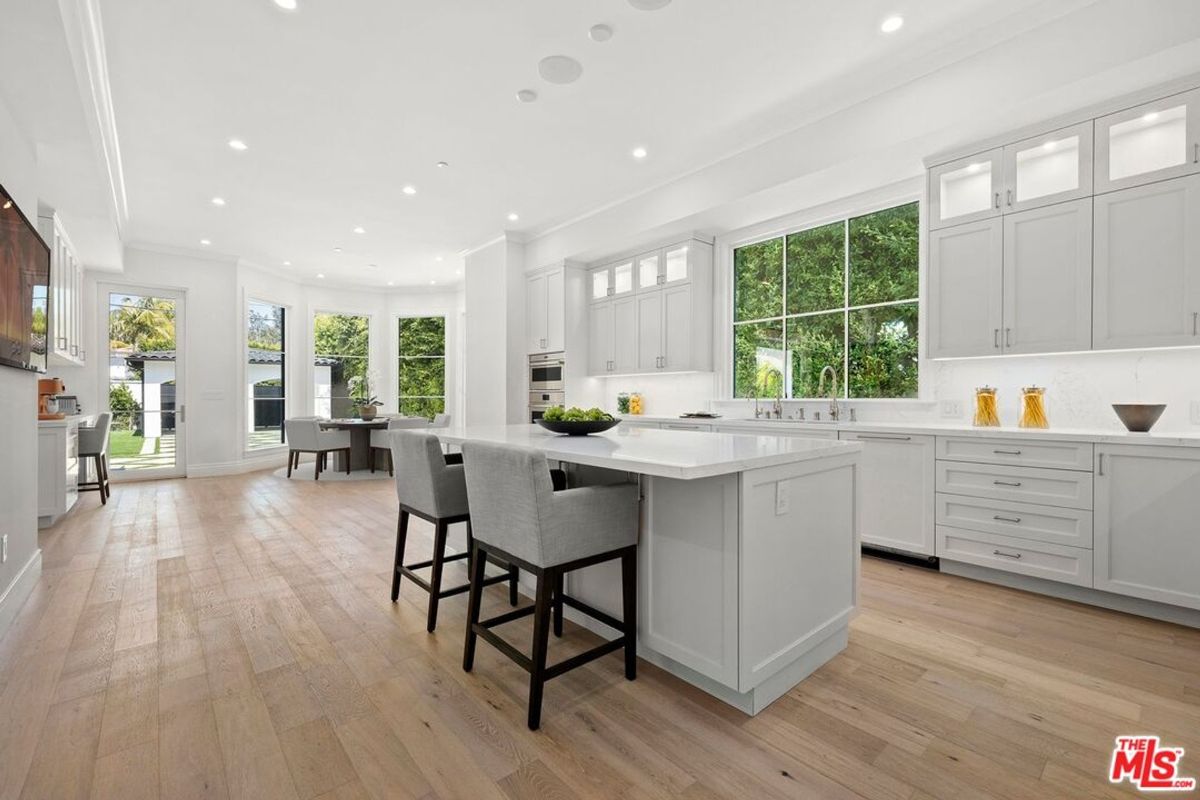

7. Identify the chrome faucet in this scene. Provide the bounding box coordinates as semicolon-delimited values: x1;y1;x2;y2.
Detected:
818;365;840;422
772;386;783;419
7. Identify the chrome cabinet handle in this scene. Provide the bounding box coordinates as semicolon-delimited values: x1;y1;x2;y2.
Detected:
1006;189;1012;207
1005;328;1012;347
993;480;1022;487
993;449;1022;455
994;192;1000;209
1193;311;1198;336
993;514;1022;524
1098;453;1105;476
994;328;1000;349
657;274;664;285
992;549;1022;559
1194;143;1198;164
70;344;78;356
607;287;614;296
856;434;912;441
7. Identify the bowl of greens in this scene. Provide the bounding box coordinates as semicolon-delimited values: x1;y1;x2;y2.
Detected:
536;406;620;435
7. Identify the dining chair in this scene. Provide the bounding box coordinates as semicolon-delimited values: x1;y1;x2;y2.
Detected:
370;417;429;475
285;418;352;480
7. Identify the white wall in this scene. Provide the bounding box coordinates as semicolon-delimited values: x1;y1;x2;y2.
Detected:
464;236;527;426
0;91;42;631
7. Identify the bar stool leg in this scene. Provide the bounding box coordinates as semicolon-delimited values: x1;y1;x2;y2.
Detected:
391;509;410;602
96;454;107;505
101;454;110;500
426;520;449;632
345;448;351;475
508;564;519;606
621;547;637;680
463;542;488;672
552;573;564;637
287;449;294;478
528;569;555;730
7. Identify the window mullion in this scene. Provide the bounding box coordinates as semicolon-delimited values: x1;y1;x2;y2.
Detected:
842;218;850;400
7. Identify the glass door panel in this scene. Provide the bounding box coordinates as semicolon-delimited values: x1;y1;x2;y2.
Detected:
612;261;634;295
664;245;690;284
637;253;661;290
929;148;1002;229
591;269;610;301
104;287;185;478
1096;89;1200;193
1003;121;1093;212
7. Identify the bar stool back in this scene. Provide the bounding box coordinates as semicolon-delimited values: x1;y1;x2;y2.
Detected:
78;412;113;504
370;416;427;475
390;430;518;631
461;440;639;730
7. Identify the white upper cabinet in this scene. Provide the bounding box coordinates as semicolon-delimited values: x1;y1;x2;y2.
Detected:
1002;198;1093;354
589;259;634;302
1096;89;1200;194
612;296;637;374
635;291;662;370
928;149;1002;230
636;252;661;292
1001;122;1094;213
662;245;691;286
38;213;86;367
525;266;566;353
588;299;614;374
1093;174;1200;350
927;218;1003;358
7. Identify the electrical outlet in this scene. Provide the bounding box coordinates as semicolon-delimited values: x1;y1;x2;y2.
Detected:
775;481;790;516
1;534;7;564
1191;401;1200;425
940;400;963;419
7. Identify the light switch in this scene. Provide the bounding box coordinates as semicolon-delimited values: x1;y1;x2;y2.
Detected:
940;400;963;419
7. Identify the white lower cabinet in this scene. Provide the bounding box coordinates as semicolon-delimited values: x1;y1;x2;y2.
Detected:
935;527;1093;587
38;418;84;527
839;432;935;556
1094;444;1200;610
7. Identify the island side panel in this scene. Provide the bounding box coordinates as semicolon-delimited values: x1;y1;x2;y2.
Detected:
738;452;859;694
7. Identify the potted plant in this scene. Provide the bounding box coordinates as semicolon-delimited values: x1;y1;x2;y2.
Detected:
347;374;382;420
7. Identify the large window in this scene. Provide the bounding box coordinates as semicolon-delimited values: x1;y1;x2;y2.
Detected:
398;316;446;418
247;301;285;449
733;202;919;399
313;312;369;418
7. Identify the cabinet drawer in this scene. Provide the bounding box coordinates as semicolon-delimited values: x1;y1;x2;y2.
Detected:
935;460;1093;509
936;436;1093;471
661;422;711;432
936;526;1093;587
936;493;1093;548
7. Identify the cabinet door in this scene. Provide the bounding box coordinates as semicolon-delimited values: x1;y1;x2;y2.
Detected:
636;252;662;293
839;432;935;556
73;259;84;363
928;149;1003;230
927;218;1004;358
612;260;634;297
588;301;613;375
611;296;638;374
525;273;548;353
660;284;692;371
1002;121;1093;213
1002;198;1092;354
589;267;611;303
635;292;663;371
1095;444;1200;610
1095;88;1200;194
662;244;691;287
1093;174;1200;350
545;268;564;352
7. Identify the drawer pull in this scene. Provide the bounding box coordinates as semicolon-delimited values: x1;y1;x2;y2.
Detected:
992;549;1023;559
993;515;1022;524
993;480;1023;487
856;434;912;441
993;449;1022;455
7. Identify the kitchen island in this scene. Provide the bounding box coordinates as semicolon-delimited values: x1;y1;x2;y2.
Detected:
436;423;862;715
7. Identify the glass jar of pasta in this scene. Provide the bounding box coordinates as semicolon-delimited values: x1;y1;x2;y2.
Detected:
1019;386;1049;429
973;387;1001;427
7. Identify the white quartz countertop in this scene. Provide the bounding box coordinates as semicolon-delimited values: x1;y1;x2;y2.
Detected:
37;414;95;428
436;424;861;480
620;415;1200;448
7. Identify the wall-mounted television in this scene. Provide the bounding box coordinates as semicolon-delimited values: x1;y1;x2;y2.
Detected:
0;182;50;373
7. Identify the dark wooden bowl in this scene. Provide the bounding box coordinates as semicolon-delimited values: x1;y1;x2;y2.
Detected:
1112;403;1166;433
535;419;620;436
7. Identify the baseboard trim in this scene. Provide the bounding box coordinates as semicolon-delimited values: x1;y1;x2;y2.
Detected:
188;452;290;478
0;549;42;641
941;560;1200;629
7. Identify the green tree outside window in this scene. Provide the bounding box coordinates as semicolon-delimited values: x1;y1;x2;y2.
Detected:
398;317;446;419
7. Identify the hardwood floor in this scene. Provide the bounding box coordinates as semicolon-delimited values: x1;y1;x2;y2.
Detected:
1;471;1197;799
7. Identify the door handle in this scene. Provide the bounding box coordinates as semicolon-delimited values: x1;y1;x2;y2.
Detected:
992;549;1023;559
179;405;186;424
993;480;1023;487
1098;453;1105;476
994;192;1000;210
994;328;1000;349
1006;189;1012;207
993;515;1022;524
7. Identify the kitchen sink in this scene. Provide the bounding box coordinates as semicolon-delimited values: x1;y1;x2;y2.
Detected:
740;417;843;424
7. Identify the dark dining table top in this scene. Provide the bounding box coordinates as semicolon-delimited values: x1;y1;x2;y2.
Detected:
319;418;391;429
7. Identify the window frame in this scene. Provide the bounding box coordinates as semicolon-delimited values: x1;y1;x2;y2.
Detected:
396;314;447;419
311;309;372;420
726;194;923;401
245;297;289;452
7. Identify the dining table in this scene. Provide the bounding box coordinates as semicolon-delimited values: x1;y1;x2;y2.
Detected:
319;418;390;471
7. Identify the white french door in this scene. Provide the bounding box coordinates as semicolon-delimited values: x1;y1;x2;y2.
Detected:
100;283;187;480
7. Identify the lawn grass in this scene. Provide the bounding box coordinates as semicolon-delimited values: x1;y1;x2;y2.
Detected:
109;429;150;458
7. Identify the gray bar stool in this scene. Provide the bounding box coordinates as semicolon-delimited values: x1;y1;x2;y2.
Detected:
460;440;639;730
390;430;518;632
78;412;113;504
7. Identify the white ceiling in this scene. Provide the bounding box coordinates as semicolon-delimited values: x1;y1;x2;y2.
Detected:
95;0;1062;287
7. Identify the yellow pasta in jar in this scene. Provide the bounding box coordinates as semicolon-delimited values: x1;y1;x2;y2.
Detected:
974;387;1000;427
1019;386;1048;429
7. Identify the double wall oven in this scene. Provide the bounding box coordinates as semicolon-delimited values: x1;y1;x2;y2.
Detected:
529;352;564;422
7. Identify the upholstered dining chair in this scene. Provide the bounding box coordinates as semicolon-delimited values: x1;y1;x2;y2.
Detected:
370;416;429;475
78;413;113;504
430;413;451;428
284;418;351;480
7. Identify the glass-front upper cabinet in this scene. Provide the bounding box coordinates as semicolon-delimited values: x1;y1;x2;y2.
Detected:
662;245;691;286
928;148;1003;230
636;252;661;291
1096;88;1200;193
590;260;635;301
1001;121;1093;213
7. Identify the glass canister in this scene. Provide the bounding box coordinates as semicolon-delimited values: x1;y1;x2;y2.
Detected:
973;386;1001;427
616;393;631;415
1019;386;1049;429
628;392;644;416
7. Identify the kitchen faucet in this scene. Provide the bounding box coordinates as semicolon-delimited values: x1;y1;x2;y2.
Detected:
818;365;840;422
773;385;783;419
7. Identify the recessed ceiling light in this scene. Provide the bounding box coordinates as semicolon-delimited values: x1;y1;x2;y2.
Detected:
353;225;365;234
1042;140;1058;151
366;263;378;270
402;185;417;196
435;255;444;262
455;269;462;276
1143;111;1160;122
273;0;297;10
211;197;226;206
589;24;614;43
316;273;325;279
880;15;904;33
632;146;648;160
333;247;342;253
538;56;583;85
200;239;211;245
387;281;394;286
436;161;449;168
966;162;984;174
228;138;248;151
516;89;539;103
627;0;671;9
507;212;520;222
429;280;436;285
283;260;291;266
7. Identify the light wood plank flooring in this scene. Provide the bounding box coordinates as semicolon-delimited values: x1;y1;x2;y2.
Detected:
1;470;1197;799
